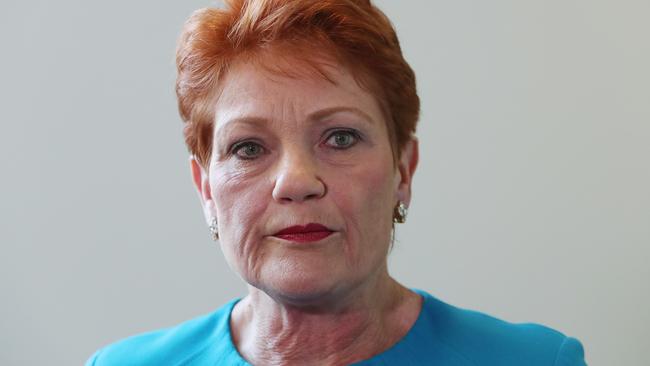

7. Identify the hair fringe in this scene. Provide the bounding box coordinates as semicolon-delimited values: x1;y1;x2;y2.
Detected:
176;0;419;168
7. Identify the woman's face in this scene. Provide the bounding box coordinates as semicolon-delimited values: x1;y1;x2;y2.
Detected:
192;56;417;303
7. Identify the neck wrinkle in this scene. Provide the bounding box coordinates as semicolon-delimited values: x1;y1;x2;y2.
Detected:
231;276;418;365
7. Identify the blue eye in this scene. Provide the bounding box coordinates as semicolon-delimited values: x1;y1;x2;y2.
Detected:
325;130;360;149
232;141;265;159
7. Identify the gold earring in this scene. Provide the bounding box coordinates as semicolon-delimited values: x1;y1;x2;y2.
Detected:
209;217;219;241
393;201;408;224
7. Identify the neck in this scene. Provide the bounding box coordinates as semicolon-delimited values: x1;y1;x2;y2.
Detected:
230;274;421;366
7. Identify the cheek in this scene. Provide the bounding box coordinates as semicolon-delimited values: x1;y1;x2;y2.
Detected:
211;161;270;227
360;164;396;230
210;166;271;272
331;156;397;264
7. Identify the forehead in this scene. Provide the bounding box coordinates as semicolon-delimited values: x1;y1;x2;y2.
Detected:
213;55;385;127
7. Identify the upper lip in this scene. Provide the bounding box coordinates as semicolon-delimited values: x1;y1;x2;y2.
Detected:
274;223;334;236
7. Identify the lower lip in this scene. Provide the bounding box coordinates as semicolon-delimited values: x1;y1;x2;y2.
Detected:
273;231;334;243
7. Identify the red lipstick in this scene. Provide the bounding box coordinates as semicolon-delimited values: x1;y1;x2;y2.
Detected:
273;223;334;243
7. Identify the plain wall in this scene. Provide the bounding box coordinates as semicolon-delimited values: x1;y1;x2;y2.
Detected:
1;1;648;365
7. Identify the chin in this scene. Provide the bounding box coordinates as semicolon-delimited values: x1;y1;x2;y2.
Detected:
258;263;346;306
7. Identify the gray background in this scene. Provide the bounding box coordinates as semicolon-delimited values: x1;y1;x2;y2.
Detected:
1;1;648;365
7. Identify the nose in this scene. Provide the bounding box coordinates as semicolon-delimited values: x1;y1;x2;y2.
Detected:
272;150;326;203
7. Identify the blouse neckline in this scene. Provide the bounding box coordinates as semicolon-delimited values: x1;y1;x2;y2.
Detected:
217;288;429;365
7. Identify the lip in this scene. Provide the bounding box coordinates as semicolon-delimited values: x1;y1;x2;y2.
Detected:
273;223;335;243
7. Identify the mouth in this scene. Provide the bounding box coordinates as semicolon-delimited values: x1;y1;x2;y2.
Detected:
272;223;335;243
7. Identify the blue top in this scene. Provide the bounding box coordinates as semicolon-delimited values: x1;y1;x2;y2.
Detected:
86;289;586;365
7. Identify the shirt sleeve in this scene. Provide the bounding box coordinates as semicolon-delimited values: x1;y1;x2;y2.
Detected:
553;336;587;366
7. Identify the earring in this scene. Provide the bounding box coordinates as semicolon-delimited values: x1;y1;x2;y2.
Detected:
208;217;219;241
393;201;408;224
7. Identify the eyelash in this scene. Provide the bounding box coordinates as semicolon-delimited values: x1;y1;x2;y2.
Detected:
323;129;362;149
230;140;266;160
229;129;362;160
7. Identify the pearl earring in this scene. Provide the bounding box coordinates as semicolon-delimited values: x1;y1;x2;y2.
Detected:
208;217;219;241
393;201;408;224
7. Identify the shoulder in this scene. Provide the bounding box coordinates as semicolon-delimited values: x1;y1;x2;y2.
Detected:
414;290;586;366
85;299;240;366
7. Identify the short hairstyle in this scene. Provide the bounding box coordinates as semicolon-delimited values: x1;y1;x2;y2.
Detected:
176;0;420;168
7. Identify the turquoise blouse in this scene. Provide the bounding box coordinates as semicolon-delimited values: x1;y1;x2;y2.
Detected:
86;289;586;365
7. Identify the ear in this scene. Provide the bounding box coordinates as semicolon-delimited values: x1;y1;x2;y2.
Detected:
190;156;216;225
395;137;419;207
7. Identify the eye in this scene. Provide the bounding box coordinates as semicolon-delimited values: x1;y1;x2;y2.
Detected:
324;129;360;149
231;141;266;160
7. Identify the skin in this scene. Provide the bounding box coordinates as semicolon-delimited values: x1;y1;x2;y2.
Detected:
191;55;420;365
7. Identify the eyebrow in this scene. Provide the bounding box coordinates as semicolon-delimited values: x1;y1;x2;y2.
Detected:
308;106;375;125
214;116;268;139
216;106;375;138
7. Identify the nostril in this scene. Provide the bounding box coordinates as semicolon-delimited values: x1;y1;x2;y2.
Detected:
305;193;319;200
278;191;322;203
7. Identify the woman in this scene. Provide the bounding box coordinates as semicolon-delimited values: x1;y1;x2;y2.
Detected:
87;0;586;365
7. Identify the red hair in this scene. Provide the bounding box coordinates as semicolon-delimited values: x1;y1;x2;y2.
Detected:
176;0;419;168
